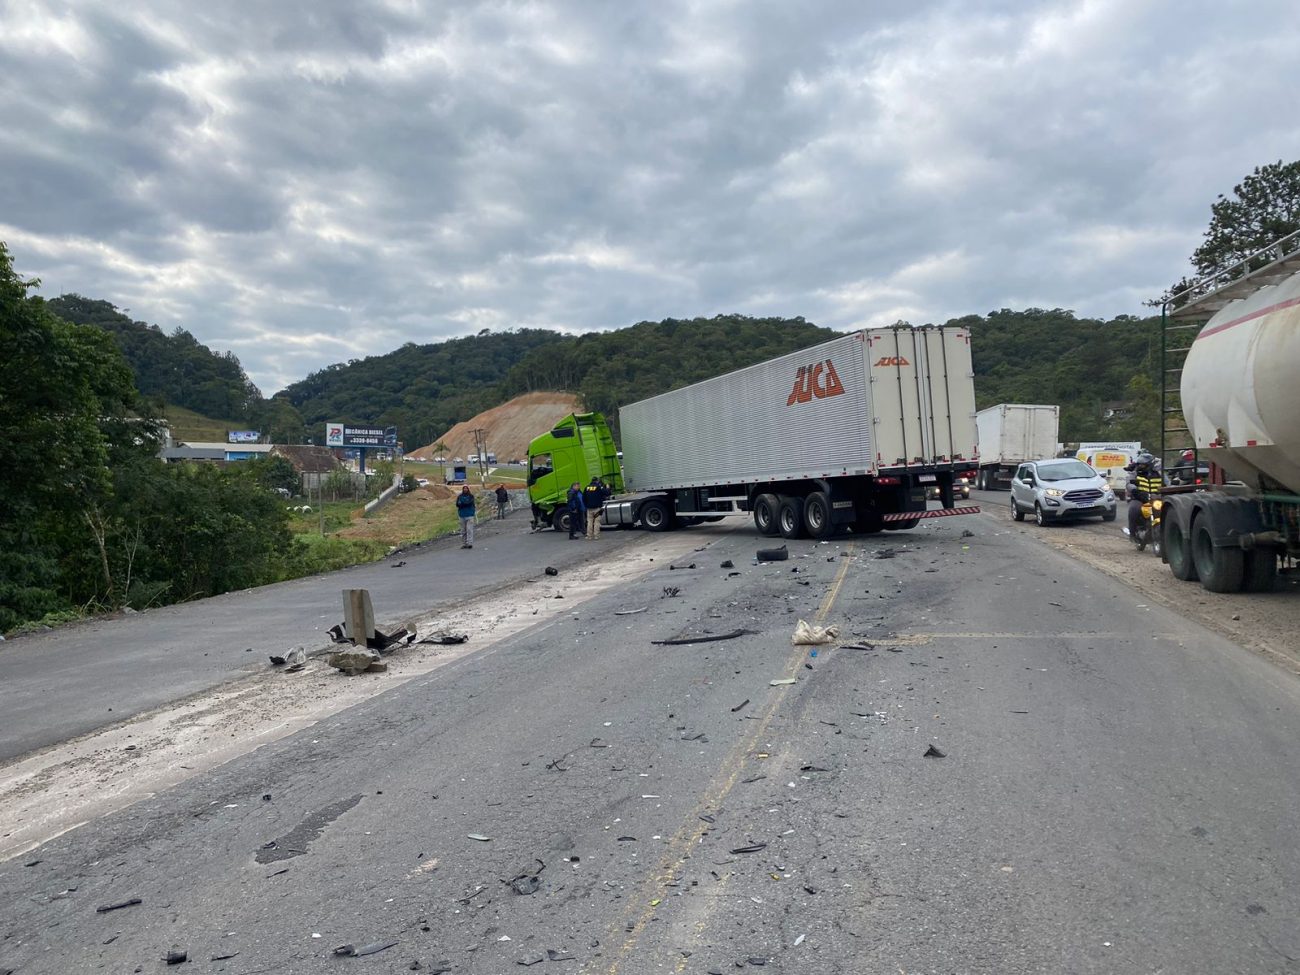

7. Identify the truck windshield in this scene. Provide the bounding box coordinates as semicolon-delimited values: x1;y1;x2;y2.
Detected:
1037;461;1096;481
528;454;553;485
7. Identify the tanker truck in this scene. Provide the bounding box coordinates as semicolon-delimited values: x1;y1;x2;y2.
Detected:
1160;231;1300;592
527;326;981;539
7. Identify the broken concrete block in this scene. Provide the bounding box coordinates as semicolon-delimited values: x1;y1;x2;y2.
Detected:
328;647;380;675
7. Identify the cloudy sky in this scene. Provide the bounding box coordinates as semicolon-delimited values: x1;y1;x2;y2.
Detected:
3;1;1299;393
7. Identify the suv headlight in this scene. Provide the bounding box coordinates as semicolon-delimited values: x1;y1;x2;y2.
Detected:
1043;488;1064;497
1102;488;1114;499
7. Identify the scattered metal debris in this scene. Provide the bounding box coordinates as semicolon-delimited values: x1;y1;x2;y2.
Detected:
283;645;307;672
651;629;746;646
334;941;399;958
756;545;788;562
839;642;874;651
769;678;798;686
418;631;469;645
95;897;142;913
614;607;648;616
518;955;545;967
547;949;575;961
923;744;946;758
730;698;750;713
467;834;492;842
730;842;767;854
662;587;682;598
210;952;240;961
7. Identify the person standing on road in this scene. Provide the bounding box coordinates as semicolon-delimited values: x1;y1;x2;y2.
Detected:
583;476;608;539
457;485;477;548
566;481;585;540
494;484;509;520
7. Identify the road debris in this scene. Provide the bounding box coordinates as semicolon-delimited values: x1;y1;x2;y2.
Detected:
164;948;188;965
518;955;545;967
467;834;492;842
770;678;798;686
95;897;142;913
791;620;839;645
756;545;788;562
961;529;975;538
547;949;575;961
839;642;874;651
284;645;307;672
662;587;682;598
334;941;399;957
417;631;469;645
327;623;348;643
545;566;559;576
923;744;946;758
210;952;239;961
615;607;648;616
391;560;407;568
730;842;767;854
669;562;697;570
793;934;806;947
328;647;381;675
651;629;747;646
720;560;735;568
730;698;750;713
875;548;897;559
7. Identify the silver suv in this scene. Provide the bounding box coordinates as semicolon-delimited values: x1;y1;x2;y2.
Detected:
1010;459;1117;526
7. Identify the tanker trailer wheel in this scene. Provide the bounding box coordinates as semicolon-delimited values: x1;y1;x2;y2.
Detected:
803;491;834;540
1242;548;1279;592
778;496;806;539
551;508;573;534
1191;516;1244;592
1163;508;1198;581
753;493;781;536
639;499;675;532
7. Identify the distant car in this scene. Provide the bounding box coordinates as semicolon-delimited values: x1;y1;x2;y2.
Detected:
415;477;430;487
1010;459;1117;526
925;474;972;502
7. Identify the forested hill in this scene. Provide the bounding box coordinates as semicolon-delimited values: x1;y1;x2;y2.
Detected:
47;295;261;422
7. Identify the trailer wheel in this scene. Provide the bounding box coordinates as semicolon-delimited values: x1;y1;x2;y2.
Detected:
1191;518;1244;592
1242;548;1278;592
883;518;920;531
640;499;675;532
551;508;573;534
1163;514;1197;581
778;497;805;539
803;491;833;539
753;494;781;536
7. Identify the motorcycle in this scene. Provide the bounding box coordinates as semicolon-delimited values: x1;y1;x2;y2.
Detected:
1132;496;1164;555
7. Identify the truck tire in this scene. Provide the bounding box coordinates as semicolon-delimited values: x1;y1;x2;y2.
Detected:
778;497;805;539
639;499;675;532
883;518;920;531
1191;517;1244;592
803;491;833;539
1163;515;1198;581
551;508;573;534
854;510;884;534
753;494;781;536
1242;548;1278;592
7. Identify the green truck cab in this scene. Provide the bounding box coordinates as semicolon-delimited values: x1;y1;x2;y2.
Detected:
527;413;624;532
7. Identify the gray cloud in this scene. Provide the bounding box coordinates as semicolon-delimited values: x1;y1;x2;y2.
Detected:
3;0;1299;393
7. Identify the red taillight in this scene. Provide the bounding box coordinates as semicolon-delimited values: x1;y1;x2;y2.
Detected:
876;476;901;486
1195;478;1203;485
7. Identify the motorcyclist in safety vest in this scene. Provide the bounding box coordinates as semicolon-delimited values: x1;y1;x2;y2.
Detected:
1125;452;1162;539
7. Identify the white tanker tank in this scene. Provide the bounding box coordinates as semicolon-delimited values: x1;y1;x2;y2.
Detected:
1181;269;1300;493
1160;236;1300;594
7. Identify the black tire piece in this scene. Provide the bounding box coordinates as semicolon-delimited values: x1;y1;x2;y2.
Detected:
1242;548;1278;593
1164;515;1198;581
753;493;781;537
803;491;833;539
1191;517;1244;592
640;499;674;532
778;497;805;539
756;545;789;562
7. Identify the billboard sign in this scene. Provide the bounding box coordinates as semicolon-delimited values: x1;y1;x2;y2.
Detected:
325;422;397;448
227;430;261;444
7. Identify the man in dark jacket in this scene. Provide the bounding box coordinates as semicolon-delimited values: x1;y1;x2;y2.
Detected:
583;477;608;539
566;482;585;540
494;484;509;519
456;485;476;548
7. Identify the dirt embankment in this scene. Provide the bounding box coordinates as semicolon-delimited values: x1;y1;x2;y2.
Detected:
409;391;583;462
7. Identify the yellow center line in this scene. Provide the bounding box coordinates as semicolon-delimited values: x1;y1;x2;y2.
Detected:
588;544;857;975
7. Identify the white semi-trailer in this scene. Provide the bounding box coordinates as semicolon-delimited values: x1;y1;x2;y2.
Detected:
973;404;1061;490
1161;231;1300;592
597;326;980;538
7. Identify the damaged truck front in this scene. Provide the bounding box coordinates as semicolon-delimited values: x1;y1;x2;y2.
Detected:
528;326;981;539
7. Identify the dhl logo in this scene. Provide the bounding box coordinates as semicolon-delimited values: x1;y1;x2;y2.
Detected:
874;355;910;367
787;360;845;405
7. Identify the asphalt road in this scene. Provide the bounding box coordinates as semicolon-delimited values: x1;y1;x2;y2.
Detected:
0;513;639;762
3;511;1299;973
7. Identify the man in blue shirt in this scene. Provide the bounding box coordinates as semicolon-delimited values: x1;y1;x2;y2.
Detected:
566;482;585;540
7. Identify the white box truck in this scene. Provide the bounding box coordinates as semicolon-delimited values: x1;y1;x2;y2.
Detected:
569;326;979;538
974;404;1060;490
